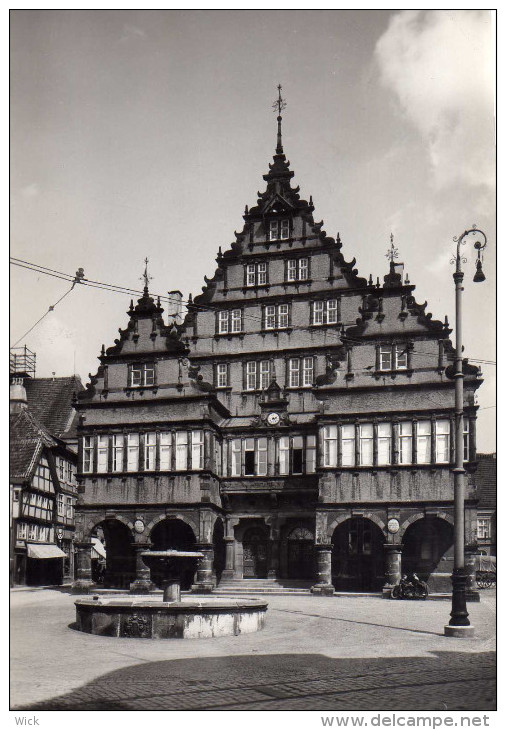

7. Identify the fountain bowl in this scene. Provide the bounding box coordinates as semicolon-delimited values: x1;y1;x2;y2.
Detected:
75;595;268;639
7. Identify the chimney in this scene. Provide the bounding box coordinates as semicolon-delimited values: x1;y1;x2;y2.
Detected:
10;377;28;414
167;290;183;324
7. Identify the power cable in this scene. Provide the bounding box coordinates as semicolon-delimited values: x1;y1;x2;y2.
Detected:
10;257;496;365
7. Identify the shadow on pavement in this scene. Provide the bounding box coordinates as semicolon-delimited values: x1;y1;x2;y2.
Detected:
15;651;496;712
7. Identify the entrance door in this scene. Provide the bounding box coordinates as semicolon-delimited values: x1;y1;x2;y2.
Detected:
332;518;384;591
243;528;269;578
287;527;314;579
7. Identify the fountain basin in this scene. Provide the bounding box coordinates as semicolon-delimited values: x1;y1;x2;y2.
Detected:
75;596;268;639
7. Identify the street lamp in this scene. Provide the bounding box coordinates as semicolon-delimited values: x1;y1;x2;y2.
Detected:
444;226;487;638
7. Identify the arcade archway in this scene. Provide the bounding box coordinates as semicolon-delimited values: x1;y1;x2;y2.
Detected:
91;519;135;589
150;518;197;590
287;526;315;579
331;517;384;591
402;516;453;583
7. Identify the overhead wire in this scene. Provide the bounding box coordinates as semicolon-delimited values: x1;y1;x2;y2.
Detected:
10;257;496;366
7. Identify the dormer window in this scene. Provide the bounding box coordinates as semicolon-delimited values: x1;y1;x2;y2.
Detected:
287;258;309;282
269;219;290;241
129;362;155;387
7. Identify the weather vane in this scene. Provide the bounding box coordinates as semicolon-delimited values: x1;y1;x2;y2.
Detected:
386;233;399;263
272;84;287;116
140;257;153;289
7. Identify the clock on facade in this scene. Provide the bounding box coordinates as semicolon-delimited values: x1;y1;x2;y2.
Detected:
267;412;280;426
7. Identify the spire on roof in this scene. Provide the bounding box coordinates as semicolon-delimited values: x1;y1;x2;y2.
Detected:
272;83;287;154
140;257;153;295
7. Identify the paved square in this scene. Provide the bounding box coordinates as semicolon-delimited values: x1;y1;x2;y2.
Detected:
10;588;496;711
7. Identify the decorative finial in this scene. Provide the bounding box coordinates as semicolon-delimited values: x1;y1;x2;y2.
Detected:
140;257;153;291
272;83;287;154
386;234;399;263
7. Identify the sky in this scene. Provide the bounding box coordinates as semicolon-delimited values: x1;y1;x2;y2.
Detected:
10;9;496;450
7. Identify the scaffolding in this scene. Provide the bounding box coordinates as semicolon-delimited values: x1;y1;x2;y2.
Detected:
10;346;36;378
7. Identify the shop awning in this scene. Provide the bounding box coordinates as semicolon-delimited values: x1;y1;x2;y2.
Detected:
27;543;66;559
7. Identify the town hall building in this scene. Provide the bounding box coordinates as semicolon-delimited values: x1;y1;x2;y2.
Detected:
72;100;483;596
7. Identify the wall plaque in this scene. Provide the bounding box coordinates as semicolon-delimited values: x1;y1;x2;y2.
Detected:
134;519;145;534
387;518;400;534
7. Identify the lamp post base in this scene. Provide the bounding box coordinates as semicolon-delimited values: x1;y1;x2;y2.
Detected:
444;624;475;638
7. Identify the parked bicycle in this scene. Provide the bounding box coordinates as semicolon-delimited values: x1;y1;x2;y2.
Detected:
391;573;428;599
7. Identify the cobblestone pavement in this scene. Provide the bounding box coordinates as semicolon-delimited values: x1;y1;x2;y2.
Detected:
11;588;496;711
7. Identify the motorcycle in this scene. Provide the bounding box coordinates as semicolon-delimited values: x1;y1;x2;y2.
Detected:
391;573;428;599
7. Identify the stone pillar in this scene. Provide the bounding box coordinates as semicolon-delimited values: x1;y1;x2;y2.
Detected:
192;544;214;593
129;544;155;594
382;544;402;598
222;536;235;580
268;540;279;579
71;541;96;594
311;544;334;595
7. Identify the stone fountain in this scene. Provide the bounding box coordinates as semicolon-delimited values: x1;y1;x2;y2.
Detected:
74;549;267;639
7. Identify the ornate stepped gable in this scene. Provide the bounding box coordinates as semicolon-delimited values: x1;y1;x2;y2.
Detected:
79;283;191;402
181;106;477;396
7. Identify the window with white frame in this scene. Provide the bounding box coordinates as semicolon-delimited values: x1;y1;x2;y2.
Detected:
477;517;491;540
264;304;289;330
323;425;338;467
191;431;204;470
435;419;450;463
260;360;271;389
379;346;393;371
175;431;188;470
311;299;339;325
97;435;108;473
28;524;37;540
269;219;290;241
66;497;74;520
256;437;268;476
57;494;65;517
160;433;172;470
216;363;228;388
395;345;408;370
341;424;356;467
83;436;93;473
377;423;392;465
230;438;267;476
246;262;268;287
144;432;156;471
246;361;257;391
399;422;413;464
302;357;314;386
279;436;290;475
127;433;139;471
58;458;65;480
245;360;271;391
379;345;408;371
416;421;431;464
359;424;374;466
306;435;316;473
112;434;124;472
218;309;243;334
287;258;308;282
244;438;256;476
231;439;242;476
129;362;155;387
17;522;27;540
288;357;314;388
463;418;470;462
278;435;314;475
